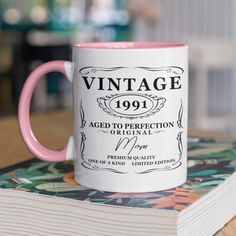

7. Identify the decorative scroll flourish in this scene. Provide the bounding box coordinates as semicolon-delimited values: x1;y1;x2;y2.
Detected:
97;93;166;119
97;130;109;134
80;100;86;129
136;162;182;174
78;66;184;75
153;130;165;134
134;66;184;75
176;131;183;163
80;132;95;169
177;99;183;128
79;66;128;75
80;133;86;155
136;132;183;174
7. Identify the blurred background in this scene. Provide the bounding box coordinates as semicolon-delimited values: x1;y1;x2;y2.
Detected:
0;0;236;133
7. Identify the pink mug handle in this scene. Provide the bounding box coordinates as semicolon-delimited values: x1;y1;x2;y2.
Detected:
18;60;74;162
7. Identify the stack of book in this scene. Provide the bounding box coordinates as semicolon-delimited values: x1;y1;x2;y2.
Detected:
0;137;235;236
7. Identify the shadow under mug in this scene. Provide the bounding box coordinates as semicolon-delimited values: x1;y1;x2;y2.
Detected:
18;42;188;192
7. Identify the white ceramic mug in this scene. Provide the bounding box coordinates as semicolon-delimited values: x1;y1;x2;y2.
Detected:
18;42;188;192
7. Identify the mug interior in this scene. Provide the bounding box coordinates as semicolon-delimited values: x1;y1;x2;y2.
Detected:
74;42;186;49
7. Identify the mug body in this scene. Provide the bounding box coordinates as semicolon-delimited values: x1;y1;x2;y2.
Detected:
72;42;188;192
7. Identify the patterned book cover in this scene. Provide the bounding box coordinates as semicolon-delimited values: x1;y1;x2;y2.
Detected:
0;137;235;212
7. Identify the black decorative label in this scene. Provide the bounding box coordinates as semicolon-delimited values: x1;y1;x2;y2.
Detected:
76;65;186;174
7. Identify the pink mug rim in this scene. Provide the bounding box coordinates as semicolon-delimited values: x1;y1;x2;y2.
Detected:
74;42;187;49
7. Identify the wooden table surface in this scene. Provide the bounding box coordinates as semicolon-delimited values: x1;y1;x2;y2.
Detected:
0;110;235;235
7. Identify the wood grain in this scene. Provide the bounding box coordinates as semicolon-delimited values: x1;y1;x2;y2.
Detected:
0;110;72;168
0;110;235;235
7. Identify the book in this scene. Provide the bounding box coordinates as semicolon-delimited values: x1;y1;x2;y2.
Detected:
0;137;235;236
